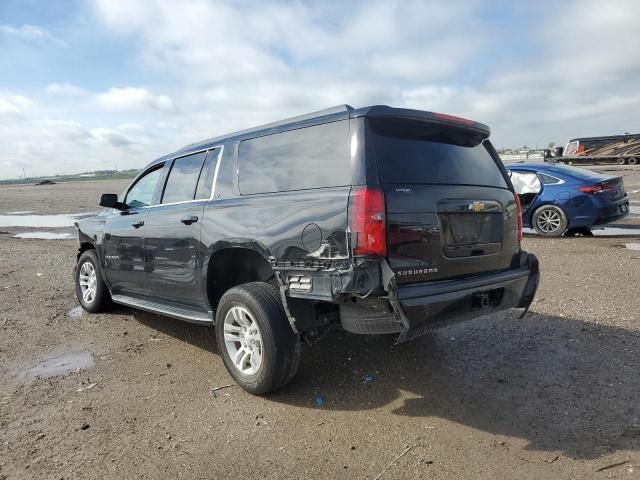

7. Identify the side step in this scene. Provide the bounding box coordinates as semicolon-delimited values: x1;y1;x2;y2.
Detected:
111;294;213;325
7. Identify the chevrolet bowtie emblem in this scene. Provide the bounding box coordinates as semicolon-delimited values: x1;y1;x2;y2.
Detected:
468;201;485;212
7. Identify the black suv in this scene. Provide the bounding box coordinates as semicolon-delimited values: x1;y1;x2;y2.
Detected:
75;105;539;393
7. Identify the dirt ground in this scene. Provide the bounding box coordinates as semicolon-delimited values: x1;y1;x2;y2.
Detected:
1;167;640;479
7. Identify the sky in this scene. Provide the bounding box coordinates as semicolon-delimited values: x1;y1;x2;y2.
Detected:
1;0;639;179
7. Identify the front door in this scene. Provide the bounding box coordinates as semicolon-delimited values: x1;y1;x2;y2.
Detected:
103;164;165;295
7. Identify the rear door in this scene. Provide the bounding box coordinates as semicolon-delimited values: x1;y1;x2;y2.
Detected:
367;118;519;284
509;169;543;212
144;148;220;307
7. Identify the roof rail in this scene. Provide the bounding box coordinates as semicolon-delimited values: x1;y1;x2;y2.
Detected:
177;104;353;153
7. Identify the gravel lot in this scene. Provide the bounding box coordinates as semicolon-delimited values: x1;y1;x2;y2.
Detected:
1;167;639;479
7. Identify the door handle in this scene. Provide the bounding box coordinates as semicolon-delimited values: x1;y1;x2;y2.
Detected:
131;220;145;229
180;215;199;225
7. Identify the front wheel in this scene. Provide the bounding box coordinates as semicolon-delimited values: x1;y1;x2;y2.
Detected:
75;249;112;312
532;205;568;237
215;282;300;394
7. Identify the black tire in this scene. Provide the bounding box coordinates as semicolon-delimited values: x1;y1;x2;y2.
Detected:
616;157;626;165
532;205;568;237
215;282;300;394
75;249;112;313
565;227;594;237
628;157;638;166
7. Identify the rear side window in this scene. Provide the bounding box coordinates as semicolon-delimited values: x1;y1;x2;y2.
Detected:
538;173;561;184
238;121;349;194
369;118;508;188
510;170;541;194
162;151;207;203
195;148;220;199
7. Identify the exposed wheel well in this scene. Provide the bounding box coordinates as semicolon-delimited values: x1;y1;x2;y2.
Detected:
77;242;95;260
206;248;275;309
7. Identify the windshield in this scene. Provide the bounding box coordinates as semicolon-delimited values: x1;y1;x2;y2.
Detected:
564;140;578;156
368;118;508;188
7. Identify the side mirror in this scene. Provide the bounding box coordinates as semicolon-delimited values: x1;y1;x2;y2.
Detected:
99;193;124;209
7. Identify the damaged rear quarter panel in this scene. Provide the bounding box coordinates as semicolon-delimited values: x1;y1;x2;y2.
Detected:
201;186;353;297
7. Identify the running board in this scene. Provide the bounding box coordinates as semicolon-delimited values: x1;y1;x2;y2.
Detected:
111;294;213;325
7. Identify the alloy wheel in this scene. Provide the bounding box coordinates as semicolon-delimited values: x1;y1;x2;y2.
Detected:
223;306;263;376
78;261;97;304
536;209;562;234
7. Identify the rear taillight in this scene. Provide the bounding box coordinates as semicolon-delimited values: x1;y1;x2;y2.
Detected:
349;186;386;256
513;192;523;243
578;183;610;194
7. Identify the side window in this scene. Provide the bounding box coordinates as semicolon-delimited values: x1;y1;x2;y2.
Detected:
539;173;561;185
238;121;349;194
162;151;207;204
125;165;164;208
510;171;541;195
195;148;220;199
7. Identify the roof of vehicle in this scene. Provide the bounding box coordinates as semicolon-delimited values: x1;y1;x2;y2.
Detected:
505;162;552;170
146;104;491;167
568;133;640;143
505;162;613;181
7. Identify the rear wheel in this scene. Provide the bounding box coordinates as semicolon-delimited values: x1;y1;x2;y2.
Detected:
616;157;627;165
628;157;638;165
75;249;112;312
215;282;300;394
532;205;568;237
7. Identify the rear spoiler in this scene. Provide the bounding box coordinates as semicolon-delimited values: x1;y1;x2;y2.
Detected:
351;105;491;139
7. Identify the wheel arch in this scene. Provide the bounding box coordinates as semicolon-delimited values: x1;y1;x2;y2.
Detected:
204;246;277;312
77;241;95;259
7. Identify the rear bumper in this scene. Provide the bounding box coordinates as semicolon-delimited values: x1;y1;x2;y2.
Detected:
570;195;629;227
592;196;629;225
389;252;540;342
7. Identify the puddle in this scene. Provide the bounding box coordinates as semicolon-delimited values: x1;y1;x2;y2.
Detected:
66;306;84;318
625;243;640;250
592;227;640;236
20;351;95;380
13;232;73;240
0;212;95;228
524;227;640;237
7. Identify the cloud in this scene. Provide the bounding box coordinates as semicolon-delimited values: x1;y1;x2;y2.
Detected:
0;24;67;46
88;0;640;151
2;0;640;179
0;94;33;117
45;82;87;96
95;87;175;112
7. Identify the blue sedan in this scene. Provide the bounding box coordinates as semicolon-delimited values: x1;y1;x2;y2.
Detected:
505;163;629;236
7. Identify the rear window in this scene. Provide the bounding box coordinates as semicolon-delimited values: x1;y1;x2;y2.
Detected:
369;118;508;188
238;121;349;194
544;164;599;180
